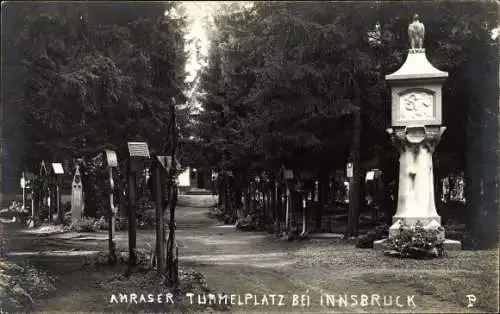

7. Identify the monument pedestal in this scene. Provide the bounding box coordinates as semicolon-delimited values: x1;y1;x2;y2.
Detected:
373;126;462;251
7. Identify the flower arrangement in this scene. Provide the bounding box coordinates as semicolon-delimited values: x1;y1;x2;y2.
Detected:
385;221;445;259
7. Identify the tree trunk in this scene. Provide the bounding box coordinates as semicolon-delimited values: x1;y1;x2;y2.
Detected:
301;193;307;235
261;180;267;223
222;173;228;216
347;106;362;238
82;164;97;218
275;181;282;233
316;169;327;232
234;174;243;219
356;171;365;234
244;183;250;217
271;178;277;230
57;182;63;224
127;169;137;267
32;180;40;226
466;41;499;249
153;163;164;274
166;180;178;287
285;183;291;234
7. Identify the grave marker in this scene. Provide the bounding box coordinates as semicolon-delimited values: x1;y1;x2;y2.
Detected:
52;163;64;224
127;142;150;266
71;164;83;223
104;149;118;265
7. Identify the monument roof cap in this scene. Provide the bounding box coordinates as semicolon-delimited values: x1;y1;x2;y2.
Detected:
385;50;448;81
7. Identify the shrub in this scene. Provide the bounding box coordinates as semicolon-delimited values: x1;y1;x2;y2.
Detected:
8;201;25;212
356;224;389;248
461;232;482;250
94;216;107;230
115;216;128;231
236;215;255;231
138;209;156;229
385;221;445;259
235;213;267;231
207;206;226;221
70;216;101;232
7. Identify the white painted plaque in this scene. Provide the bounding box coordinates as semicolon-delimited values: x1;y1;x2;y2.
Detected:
365;171;375;181
127;142;150;158
52;163;64;174
346;163;353;178
399;91;434;121
104;150;118;167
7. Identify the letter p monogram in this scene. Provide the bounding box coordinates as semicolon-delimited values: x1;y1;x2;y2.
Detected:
466;295;476;308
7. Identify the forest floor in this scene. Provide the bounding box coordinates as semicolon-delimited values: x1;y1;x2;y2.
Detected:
1;205;498;313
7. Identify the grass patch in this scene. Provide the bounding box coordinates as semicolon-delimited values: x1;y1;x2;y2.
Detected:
356;249;498;313
408;272;498;312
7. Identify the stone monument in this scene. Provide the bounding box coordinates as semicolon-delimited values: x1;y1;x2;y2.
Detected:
71;163;84;223
374;15;461;250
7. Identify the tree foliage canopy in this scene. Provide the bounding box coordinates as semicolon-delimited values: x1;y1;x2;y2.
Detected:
3;1;189;175
191;1;497;178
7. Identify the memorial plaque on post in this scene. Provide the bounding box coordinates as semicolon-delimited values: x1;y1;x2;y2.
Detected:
126;142;150;266
52;163;64;175
104;150;118;168
52;163;64;223
127;142;150;157
346;163;353;178
127;142;150;172
104;149;118;264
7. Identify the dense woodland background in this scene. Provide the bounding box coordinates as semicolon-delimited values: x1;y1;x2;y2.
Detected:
1;1;498;247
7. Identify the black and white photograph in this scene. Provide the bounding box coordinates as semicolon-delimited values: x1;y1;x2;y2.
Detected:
1;1;499;313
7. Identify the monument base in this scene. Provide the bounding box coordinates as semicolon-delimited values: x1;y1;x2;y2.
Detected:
389;218;443;237
373;238;462;251
374;217;462;252
392;215;441;226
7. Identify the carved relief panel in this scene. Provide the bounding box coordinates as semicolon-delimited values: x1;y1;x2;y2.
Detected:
391;86;441;127
399;91;434;121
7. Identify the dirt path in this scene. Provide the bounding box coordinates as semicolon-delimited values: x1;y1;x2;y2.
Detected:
3;207;498;313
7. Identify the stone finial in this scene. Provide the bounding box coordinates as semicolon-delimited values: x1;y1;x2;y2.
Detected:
408;14;425;52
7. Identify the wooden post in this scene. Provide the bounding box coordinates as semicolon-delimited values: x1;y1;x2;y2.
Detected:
271;179;277;230
56;182;61;224
128;167;137;267
261;180;267;222
301;193;307;235
21;172;26;211
32;179;39;226
108;166;117;265
126;142;150;267
31;192;35;221
154;162;165;274
51;162;65;225
276;182;282;233
47;184;52;223
285;185;290;233
316;176;323;232
166;174;179;287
